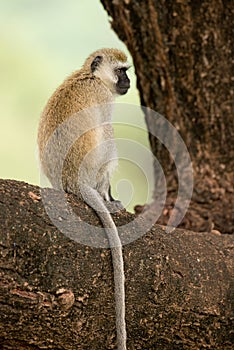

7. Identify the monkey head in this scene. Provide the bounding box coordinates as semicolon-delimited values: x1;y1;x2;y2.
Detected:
84;48;131;96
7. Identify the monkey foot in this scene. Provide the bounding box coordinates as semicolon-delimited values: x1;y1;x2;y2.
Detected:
105;200;124;213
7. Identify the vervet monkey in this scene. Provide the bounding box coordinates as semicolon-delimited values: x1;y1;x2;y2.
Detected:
38;48;130;350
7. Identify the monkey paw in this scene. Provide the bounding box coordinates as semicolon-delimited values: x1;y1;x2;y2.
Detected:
105;200;124;213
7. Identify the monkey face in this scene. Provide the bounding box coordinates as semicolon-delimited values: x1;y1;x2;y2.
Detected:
89;49;130;96
115;67;130;95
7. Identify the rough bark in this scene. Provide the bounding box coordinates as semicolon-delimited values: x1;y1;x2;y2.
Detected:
100;0;234;234
0;179;233;349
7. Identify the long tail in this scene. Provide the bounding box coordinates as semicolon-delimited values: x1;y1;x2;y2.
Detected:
80;185;126;350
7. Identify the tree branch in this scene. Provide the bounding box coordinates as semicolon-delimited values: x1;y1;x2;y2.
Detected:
0;179;233;349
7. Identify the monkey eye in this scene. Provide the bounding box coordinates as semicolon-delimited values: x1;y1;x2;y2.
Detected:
115;68;122;74
115;67;127;75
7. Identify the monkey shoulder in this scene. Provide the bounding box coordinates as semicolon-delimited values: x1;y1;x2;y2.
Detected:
42;71;113;127
65;71;113;105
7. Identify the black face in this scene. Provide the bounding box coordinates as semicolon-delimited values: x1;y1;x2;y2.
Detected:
115;67;130;95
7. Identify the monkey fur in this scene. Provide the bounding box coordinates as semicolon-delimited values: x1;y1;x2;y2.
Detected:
38;48;130;350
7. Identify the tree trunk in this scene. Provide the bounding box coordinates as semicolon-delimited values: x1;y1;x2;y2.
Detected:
100;0;234;233
0;179;233;349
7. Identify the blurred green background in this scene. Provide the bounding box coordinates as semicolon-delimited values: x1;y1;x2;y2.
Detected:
0;0;153;211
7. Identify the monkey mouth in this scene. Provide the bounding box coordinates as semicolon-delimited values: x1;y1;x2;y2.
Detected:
116;86;130;95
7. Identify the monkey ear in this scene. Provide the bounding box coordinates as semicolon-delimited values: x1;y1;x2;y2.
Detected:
91;55;103;73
